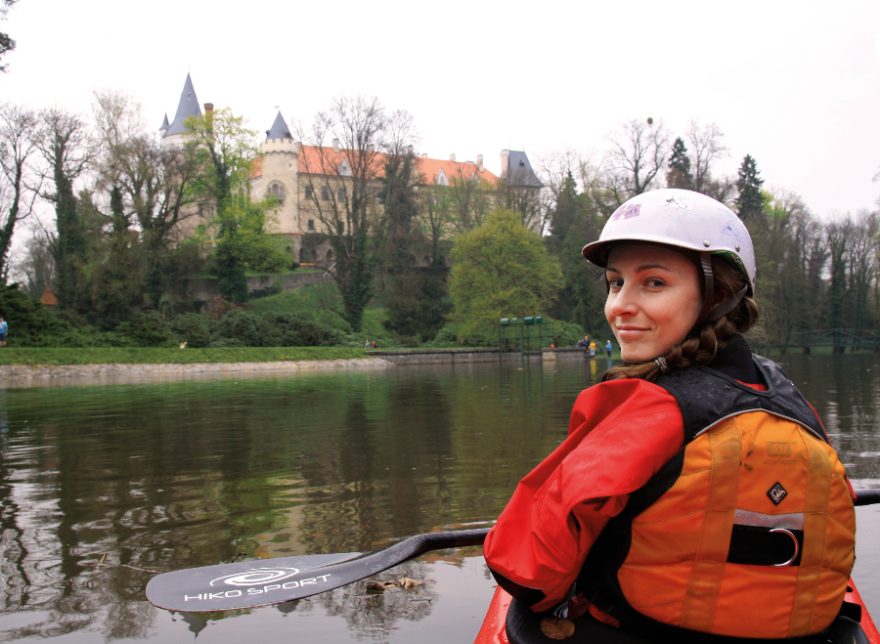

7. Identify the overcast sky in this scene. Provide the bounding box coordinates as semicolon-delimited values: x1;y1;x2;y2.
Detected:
3;0;879;218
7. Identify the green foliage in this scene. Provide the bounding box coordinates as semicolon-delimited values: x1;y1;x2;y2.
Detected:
449;209;562;342
113;311;174;346
545;178;609;336
217;310;262;346
172;312;214;348
383;267;449;342
0;283;68;344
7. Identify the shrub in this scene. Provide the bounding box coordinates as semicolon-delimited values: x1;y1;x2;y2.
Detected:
217;310;262;346
114;311;174;346
172;313;214;348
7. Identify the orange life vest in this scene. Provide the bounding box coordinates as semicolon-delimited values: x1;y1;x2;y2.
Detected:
580;356;855;640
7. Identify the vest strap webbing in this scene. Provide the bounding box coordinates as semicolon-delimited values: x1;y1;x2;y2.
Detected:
680;422;741;632
789;436;833;635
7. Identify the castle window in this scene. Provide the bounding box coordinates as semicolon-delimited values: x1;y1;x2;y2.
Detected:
307;219;316;231
321;186;330;201
337;187;346;201
338;160;352;176
266;181;285;205
304;185;314;199
436;169;448;186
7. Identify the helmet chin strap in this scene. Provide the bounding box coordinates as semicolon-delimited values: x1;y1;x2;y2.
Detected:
698;253;748;323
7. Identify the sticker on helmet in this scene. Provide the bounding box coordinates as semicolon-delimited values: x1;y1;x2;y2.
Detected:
610;203;641;221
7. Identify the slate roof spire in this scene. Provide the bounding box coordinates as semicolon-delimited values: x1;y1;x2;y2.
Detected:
164;73;202;137
266;111;293;140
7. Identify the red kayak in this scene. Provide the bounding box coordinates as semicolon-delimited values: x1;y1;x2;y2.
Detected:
476;581;880;644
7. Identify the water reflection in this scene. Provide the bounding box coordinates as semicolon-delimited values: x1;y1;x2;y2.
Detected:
0;353;877;641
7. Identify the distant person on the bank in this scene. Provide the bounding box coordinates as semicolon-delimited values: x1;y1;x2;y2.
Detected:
576;335;590;350
605;339;613;358
588;340;597;358
0;315;7;347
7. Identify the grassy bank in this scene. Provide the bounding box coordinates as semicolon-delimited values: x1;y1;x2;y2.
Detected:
0;346;370;366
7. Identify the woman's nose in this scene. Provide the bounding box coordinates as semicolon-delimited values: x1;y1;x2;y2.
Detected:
607;284;638;317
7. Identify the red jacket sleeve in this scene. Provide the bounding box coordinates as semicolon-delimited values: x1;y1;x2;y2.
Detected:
483;378;684;612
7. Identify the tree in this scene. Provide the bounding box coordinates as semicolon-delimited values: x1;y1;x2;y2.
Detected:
0;0;17;72
750;192;821;351
449;209;562;341
379;134;430;338
447;172;493;233
92;92;203;308
825;219;848;347
34;108;92;311
186;107;263;303
604;117;669;206
735;154;764;222
687;121;731;200
666;137;693;189
16;231;54;300
298;97;402;331
0;103;39;280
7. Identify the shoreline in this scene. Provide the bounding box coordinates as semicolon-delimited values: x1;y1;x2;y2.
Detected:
0;357;395;388
0;348;591;388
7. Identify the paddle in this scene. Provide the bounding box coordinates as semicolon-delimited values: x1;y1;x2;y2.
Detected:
146;488;880;614
146;527;489;612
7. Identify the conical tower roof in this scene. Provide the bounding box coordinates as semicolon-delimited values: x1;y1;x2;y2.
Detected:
267;111;293;140
165;74;202;137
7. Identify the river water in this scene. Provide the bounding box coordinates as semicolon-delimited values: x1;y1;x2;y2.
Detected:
0;353;878;642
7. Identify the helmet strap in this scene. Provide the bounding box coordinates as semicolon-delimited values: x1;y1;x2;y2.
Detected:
698;252;748;322
698;254;715;322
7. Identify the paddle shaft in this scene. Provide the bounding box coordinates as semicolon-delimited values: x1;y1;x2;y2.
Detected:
147;488;879;613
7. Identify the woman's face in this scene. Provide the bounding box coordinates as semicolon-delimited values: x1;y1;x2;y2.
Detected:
604;243;703;363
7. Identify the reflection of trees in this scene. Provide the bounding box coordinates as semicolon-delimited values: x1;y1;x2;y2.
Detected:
321;562;437;637
773;354;880;481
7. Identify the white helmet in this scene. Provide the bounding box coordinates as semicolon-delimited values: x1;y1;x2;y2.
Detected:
582;188;756;295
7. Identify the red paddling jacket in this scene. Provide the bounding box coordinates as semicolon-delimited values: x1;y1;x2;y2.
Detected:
484;337;855;639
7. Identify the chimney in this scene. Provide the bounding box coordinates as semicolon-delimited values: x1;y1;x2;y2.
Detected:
476;154;483;170
449;153;456;162
332;138;340;151
204;102;214;113
406;144;414;156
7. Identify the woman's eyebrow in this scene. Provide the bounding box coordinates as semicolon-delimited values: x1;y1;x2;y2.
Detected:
606;262;670;273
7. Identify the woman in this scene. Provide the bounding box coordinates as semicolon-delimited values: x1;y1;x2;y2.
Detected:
483;189;856;642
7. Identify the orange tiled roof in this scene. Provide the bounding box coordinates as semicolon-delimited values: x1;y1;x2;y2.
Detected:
415;156;498;186
251;144;499;186
249;155;263;179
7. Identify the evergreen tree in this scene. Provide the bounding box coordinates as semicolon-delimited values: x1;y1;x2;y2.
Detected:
379;147;445;340
735;154;764;221
666;137;693;189
549;171;579;248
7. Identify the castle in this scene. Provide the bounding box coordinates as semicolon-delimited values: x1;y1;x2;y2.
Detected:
160;75;542;265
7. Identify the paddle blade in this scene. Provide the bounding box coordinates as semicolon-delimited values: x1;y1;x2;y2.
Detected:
146;551;362;612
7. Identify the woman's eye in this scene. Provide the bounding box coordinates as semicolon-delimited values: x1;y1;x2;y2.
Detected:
607;278;623;290
646;278;665;288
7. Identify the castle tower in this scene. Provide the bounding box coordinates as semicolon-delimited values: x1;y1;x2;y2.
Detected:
255;111;301;257
162;73;202;147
